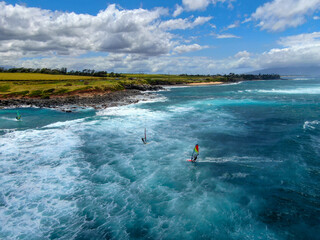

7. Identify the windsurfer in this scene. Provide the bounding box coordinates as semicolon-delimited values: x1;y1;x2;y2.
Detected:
16;111;21;121
189;144;199;162
192;156;197;162
142;128;147;144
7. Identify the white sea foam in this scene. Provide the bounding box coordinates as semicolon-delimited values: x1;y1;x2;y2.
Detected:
219;81;243;86
254;87;320;94
164;85;189;89
0;126;87;239
219;172;249;180
43;117;86;129
132;94;168;104
166;106;195;113
2;105;39;109
303;120;320;130
0;128;18;133
0;116;18;121
201;156;281;163
292;78;310;80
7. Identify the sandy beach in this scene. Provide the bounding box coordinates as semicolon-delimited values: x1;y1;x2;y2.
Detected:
187;81;224;86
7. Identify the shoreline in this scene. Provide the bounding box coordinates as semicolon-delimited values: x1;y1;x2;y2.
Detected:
187;81;224;86
0;84;165;110
0;79;271;110
0;90;149;110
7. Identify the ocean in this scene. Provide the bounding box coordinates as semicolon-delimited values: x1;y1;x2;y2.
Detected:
0;78;320;239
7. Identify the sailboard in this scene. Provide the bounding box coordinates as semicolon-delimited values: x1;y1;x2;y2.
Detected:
187;144;199;162
142;128;149;144
16;111;21;121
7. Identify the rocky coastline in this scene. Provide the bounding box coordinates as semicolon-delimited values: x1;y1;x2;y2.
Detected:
0;84;164;110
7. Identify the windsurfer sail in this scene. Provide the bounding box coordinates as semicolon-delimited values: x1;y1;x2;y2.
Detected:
141;128;147;144
16;111;21;121
190;144;199;162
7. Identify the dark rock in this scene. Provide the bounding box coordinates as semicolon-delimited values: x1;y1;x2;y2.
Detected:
0;89;150;110
123;84;164;91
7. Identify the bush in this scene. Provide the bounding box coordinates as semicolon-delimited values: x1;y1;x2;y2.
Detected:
43;88;55;93
10;90;29;96
64;83;72;86
0;85;10;92
41;95;50;99
29;90;43;97
55;88;68;94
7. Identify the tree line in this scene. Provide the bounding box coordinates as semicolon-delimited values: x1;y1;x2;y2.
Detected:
0;67;122;77
0;67;280;80
179;73;281;80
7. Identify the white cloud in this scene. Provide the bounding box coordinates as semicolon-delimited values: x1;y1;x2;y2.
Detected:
241;17;251;24
278;32;320;47
173;44;209;54
7;54;249;74
250;32;320;69
314;16;320;20
173;4;184;17
226;20;240;29
0;3;175;58
2;3;320;74
159;16;212;30
0;2;213;65
252;0;320;32
213;33;241;38
235;50;250;58
182;0;210;11
5;31;320;74
182;0;235;11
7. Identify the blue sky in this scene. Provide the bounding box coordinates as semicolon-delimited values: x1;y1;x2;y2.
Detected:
1;0;320;73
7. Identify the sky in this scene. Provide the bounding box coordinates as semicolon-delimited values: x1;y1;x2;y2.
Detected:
0;0;320;74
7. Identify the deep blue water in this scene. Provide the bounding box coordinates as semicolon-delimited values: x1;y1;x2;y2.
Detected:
0;79;320;239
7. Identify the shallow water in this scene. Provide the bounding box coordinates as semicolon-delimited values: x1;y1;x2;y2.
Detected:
0;79;320;239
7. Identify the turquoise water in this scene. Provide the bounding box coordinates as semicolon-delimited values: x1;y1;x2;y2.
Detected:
0;79;320;239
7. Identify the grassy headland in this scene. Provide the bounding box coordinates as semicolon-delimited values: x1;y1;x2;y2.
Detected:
0;73;220;99
0;71;280;99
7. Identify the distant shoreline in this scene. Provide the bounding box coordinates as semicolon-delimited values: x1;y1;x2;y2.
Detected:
187;81;224;86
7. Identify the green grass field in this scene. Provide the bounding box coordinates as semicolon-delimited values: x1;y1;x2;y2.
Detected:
0;73;106;81
0;73;224;98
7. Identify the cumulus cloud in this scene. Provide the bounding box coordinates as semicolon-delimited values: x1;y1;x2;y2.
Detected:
173;44;209;54
0;2;212;63
252;0;320;32
6;31;320;74
278;32;320;47
2;2;320;74
226;20;240;29
173;4;184;17
248;32;320;69
7;54;249;74
213;33;241;38
182;0;210;11
182;0;235;11
0;3;175;58
235;50;250;58
313;16;320;20
159;16;212;30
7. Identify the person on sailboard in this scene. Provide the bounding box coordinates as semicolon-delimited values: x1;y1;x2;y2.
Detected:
142;128;147;144
16;111;21;121
190;144;199;162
